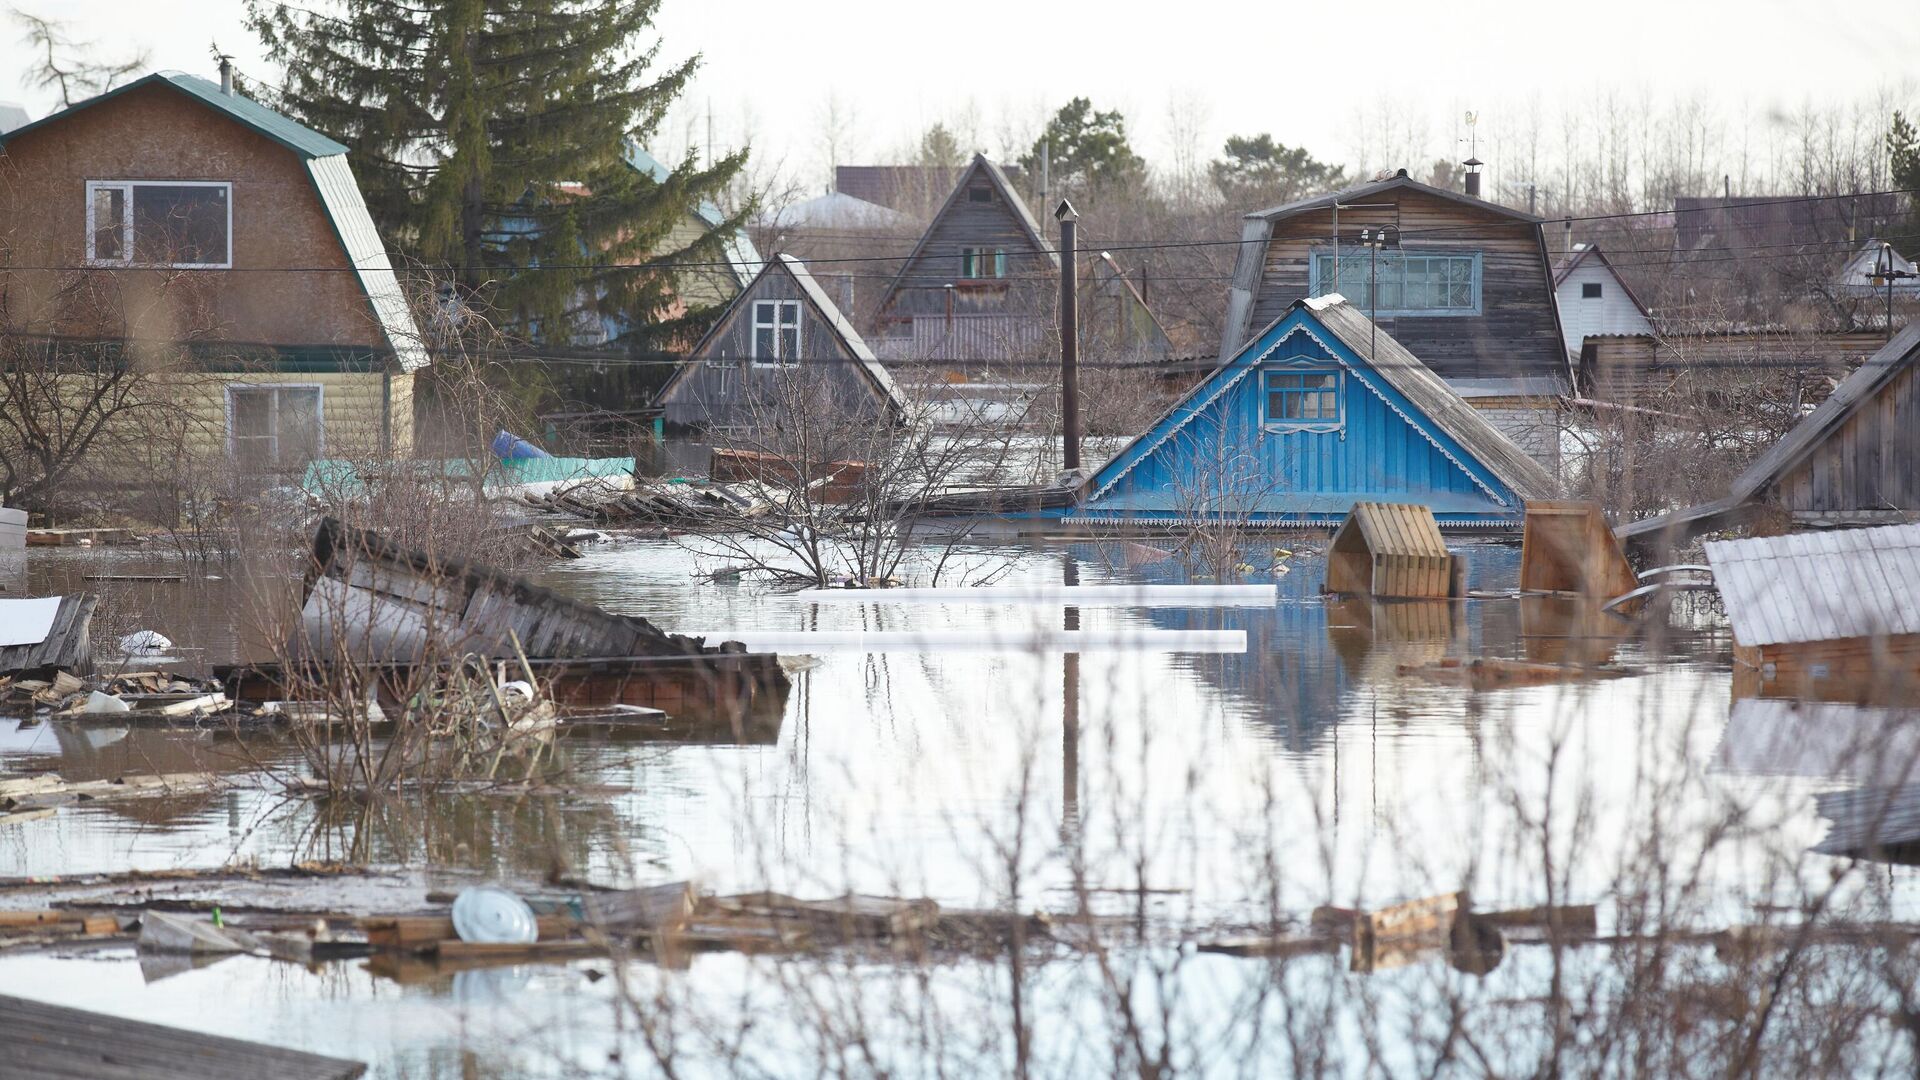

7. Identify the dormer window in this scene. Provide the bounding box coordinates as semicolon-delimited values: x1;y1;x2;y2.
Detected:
86;180;231;268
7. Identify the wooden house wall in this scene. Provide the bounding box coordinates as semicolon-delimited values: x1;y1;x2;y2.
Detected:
1556;262;1652;353
1771;361;1920;516
1247;190;1564;385
0;82;387;350
659;269;887;431
1093;331;1511;513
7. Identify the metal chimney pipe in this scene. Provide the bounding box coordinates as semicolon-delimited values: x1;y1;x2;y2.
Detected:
218;56;234;95
1056;199;1081;474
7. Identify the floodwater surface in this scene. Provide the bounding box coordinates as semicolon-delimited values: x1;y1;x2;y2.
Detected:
0;536;1909;1076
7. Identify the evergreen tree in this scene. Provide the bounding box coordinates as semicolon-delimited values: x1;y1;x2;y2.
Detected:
1208;134;1347;207
249;0;747;346
917;123;967;170
1891;112;1920;237
1018;98;1145;194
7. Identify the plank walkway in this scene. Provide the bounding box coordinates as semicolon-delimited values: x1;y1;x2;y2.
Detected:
0;994;366;1079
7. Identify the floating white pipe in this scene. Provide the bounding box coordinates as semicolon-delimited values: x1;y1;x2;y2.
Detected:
792;584;1277;607
689;629;1247;654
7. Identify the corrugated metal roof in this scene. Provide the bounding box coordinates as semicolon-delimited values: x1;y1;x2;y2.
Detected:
306;156;428;372
1704;521;1920;646
0;73;348;159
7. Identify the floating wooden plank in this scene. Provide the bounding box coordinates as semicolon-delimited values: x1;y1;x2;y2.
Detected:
82;574;185;583
1325;503;1453;599
0;993;367;1080
583;881;695;933
1519;501;1638;600
25;527;135;546
792;584;1277;607
357;912;574;951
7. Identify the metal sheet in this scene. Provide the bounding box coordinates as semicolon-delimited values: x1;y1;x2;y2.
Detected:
0;596;60;647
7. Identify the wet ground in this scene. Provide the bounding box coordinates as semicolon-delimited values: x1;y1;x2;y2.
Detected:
0;535;1910;1076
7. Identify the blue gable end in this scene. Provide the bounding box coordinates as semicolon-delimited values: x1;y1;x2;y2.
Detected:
1073;307;1528;527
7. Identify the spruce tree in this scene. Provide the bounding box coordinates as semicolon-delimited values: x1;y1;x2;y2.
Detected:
249;0;747;347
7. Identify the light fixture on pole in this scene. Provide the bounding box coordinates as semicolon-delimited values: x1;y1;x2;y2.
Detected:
1358;225;1400;359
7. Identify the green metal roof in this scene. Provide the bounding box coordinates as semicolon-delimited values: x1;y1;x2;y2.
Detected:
0;72;349;159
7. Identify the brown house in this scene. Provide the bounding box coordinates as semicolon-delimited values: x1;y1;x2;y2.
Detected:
0;69;426;472
1219;170;1571;469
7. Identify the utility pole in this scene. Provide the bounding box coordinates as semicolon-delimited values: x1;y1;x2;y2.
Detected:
1056;199;1081;474
1871;241;1915;343
1359;225;1400;358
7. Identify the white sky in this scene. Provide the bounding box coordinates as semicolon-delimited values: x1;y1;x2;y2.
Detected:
3;0;1914;191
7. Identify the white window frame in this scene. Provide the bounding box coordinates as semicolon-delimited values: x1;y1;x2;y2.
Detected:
1259;366;1344;434
225;382;325;468
85;179;234;269
750;300;802;366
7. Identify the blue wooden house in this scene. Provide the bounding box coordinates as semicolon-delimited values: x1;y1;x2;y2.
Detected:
1068;295;1554;528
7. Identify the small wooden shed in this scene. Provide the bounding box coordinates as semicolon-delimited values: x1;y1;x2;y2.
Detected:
1325;502;1454;598
1519;501;1638;599
1707;521;1920;702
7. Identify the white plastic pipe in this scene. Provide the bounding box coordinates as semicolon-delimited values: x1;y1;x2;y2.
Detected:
689;629;1247;654
792;584;1277;607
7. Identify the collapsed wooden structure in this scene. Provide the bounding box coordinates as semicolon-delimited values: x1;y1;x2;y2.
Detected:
1324;502;1454;598
0;594;96;677
254;518;789;727
0;993;366;1080
1707;521;1920;702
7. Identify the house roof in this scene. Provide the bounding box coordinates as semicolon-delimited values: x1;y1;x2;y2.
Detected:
1705;521;1920;646
875;155;1054;316
1619;321;1920;540
1084;294;1555;517
1839;240;1920;293
622;143;761;288
0;72;426;372
1554;244;1653;319
0;72;349;158
656;254;907;420
1219;170;1569;384
0;103;28;135
760;191;914;232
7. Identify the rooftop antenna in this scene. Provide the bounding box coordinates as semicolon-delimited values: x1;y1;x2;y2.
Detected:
1462;112;1482;198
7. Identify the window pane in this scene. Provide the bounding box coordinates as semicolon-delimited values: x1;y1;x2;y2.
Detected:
231;389;270;437
1268;391;1287;418
133;184;228;265
1320;390;1338;414
276;388;322;464
778;325;798;360
754;326;775;357
92;187;126;259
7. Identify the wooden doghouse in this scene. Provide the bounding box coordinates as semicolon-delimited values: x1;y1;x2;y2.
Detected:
1519;501;1638;599
1324;502;1453;599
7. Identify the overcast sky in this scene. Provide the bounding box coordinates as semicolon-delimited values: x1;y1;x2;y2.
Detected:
4;0;1914;189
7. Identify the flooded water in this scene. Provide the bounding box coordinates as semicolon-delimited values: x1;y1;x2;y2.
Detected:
2;535;1915;1076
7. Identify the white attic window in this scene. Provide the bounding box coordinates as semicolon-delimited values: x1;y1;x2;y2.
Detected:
86;180;232;268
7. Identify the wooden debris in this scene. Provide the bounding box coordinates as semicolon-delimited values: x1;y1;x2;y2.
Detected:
582;880;695;933
704;892;938;942
1398;656;1631;690
357;912;574;951
1196;934;1339;959
0;594;95;677
82;573;184;583
25;527;135;546
139;910;259;954
0;772;225;814
1478;903;1599;939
